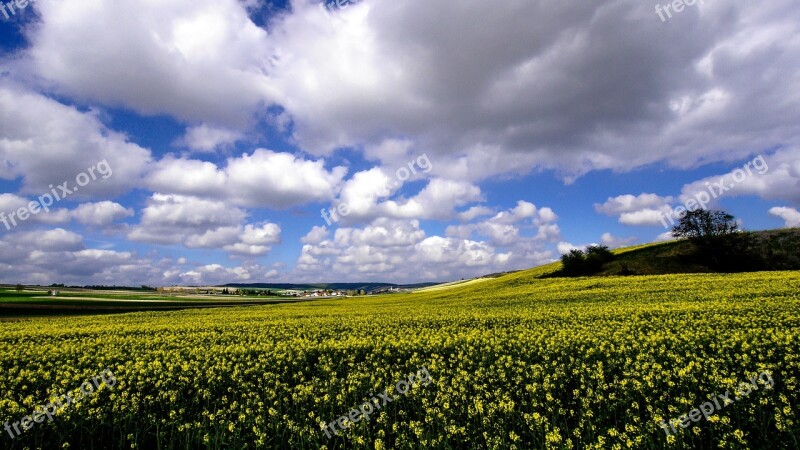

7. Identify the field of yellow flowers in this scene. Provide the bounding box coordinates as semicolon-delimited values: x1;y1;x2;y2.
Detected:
1;271;799;449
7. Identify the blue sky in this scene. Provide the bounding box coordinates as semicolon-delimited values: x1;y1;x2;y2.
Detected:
0;0;798;286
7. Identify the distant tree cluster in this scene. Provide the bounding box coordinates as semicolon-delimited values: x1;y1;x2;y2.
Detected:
672;209;759;272
238;289;274;296
671;209;739;247
560;245;615;276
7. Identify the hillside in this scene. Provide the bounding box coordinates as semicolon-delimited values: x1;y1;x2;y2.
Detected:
587;228;800;276
416;228;800;294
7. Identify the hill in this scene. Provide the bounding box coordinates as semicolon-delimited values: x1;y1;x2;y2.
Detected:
416;228;800;293
580;228;800;277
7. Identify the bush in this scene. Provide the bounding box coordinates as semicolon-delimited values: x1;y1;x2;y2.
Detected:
585;245;614;273
560;245;615;276
560;249;587;276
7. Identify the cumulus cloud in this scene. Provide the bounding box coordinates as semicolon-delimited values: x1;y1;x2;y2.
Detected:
595;194;672;216
71;201;134;227
600;232;637;249
600;151;799;228
176;263;275;285
0;228;146;285
128;194;281;256
264;0;800;182
457;206;494;222
178;124;245;153
447;201;560;246
655;231;677;242
148;150;348;208
300;226;329;245
594;193;676;226
23;0;277;127
295;218;553;282
13;0;798;182
0;193;71;230
769;206;800;228
0;226;278;286
680;151;800;204
15;228;85;252
0;84;152;197
557;242;581;255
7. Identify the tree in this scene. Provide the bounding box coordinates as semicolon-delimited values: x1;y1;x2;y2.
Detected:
585;245;614;273
560;245;616;277
560;249;587;276
15;284;23;292
671;209;738;247
672;209;757;271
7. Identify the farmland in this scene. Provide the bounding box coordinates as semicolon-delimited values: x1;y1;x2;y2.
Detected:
0;288;310;317
1;271;799;449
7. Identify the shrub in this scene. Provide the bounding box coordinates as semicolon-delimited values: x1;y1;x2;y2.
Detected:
560;249;587;276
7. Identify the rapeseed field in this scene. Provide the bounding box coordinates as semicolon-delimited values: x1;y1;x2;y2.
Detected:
1;272;798;449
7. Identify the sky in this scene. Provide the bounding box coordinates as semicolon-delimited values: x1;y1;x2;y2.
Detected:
0;0;799;286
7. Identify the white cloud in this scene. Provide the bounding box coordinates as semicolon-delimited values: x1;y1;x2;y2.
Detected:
128;194;281;256
655;231;677;242
557;242;581;255
15;228;85;252
325;174;482;225
600;232;637;249
595;194;672;216
446;201;560;246
0;225;282;286
0;193;71;230
8;0;798;186
129;194;246;245
680;151;800;204
148;150;348;209
301;226;329;245
595;194;679;227
240;223;282;246
769;206;800;228
619;208;674;227
179;124;244;153
0;84;152;197
23;0;277;127
294;218;553;282
71;201;134;227
458;205;494;222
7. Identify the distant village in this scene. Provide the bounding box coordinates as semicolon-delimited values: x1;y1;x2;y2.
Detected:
156;286;411;298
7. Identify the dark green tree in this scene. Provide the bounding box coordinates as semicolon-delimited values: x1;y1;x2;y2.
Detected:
585;245;615;273
671;209;739;247
560;249;587;276
672;209;758;271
